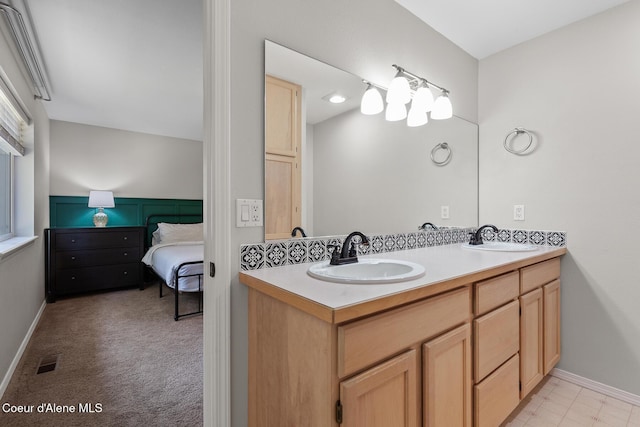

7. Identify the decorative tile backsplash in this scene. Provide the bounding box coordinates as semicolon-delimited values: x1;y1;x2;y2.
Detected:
240;227;567;271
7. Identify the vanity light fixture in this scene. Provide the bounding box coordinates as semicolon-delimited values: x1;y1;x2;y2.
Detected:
360;64;453;125
88;190;115;227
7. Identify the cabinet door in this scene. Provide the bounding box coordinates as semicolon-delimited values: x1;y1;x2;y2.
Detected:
265;153;300;239
520;288;544;398
340;349;418;427
544;279;561;374
423;324;471;427
265;75;300;156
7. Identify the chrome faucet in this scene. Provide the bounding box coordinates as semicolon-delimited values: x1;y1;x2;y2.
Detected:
418;222;437;231
468;224;499;245
291;227;307;238
329;231;370;265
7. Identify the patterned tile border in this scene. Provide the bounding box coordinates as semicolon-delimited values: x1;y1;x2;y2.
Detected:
240;227;567;271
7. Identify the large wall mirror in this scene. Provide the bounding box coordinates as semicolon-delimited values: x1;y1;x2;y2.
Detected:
264;40;478;240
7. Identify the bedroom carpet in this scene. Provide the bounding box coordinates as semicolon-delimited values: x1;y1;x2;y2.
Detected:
0;283;203;427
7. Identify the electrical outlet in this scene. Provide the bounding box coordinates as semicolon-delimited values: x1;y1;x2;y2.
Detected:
236;199;263;227
441;205;450;219
514;204;525;221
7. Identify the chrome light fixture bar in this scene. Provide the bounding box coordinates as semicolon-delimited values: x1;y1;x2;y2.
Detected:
0;1;51;101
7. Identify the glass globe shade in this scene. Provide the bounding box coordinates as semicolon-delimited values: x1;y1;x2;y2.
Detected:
385;102;407;121
360;86;384;115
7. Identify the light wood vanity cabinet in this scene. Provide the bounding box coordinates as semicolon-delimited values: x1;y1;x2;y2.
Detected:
245;253;564;427
248;286;472;427
519;258;562;397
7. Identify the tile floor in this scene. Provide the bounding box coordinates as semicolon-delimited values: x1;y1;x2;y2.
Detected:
503;376;640;427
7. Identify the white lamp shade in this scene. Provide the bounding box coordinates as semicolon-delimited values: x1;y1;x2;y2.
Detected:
385;102;407;121
411;85;435;112
407;105;429;127
360;86;384;115
386;74;411;105
431;93;453;120
88;191;115;208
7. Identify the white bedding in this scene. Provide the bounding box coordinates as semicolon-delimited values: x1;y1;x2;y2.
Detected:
141;241;204;292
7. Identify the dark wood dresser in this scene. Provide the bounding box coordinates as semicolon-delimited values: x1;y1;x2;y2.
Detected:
45;226;145;302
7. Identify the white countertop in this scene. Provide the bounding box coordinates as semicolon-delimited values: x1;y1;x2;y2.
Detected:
240;243;566;314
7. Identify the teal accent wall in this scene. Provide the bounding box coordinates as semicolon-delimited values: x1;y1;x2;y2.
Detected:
49;196;203;228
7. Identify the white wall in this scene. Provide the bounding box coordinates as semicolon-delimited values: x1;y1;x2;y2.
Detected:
50;120;203;199
229;0;478;424
0;28;50;395
479;1;640;395
313;111;478;235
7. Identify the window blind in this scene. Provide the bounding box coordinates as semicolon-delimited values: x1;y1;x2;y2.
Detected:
0;87;25;156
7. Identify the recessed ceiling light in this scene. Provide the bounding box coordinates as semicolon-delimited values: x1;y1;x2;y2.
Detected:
322;92;348;104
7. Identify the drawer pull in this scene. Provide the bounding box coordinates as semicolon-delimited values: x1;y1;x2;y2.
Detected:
123;237;128;240
71;239;76;243
123;252;128;256
71;256;76;260
71;276;76;280
123;271;128;275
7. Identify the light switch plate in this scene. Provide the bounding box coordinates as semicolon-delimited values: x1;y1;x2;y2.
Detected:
236;199;263;227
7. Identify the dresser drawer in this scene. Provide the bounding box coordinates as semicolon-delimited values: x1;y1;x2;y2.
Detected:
338;287;471;378
474;300;519;382
474;354;520;427
474;271;519;316
520;257;560;294
55;263;141;294
55;230;141;250
56;247;141;269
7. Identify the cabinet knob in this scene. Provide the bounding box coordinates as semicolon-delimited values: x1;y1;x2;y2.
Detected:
123;271;128;275
71;276;76;280
123;237;128;241
123;252;128;257
71;239;76;243
71;256;76;260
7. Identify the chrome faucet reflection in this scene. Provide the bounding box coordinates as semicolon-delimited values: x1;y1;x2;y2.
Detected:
329;231;370;265
468;224;499;245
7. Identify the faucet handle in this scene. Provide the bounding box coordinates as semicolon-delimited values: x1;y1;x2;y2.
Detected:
327;244;341;262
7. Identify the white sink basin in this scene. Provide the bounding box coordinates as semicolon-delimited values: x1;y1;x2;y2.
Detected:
307;258;426;284
461;242;538;252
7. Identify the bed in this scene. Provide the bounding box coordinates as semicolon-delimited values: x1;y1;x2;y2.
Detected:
141;214;204;320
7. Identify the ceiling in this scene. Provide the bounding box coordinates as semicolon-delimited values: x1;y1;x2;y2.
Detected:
395;0;630;59
25;0;203;141
14;0;630;141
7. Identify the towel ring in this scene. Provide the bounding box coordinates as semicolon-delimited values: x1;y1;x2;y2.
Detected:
430;142;452;166
504;127;533;155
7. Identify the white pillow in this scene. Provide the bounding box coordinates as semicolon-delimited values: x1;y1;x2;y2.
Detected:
155;222;203;244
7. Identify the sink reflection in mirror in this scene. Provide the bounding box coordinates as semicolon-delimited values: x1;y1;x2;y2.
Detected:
264;40;478;240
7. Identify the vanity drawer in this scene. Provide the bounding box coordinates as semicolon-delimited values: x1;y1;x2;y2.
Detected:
474;354;520;427
338;287;471;378
474;271;519;316
474;300;519;383
520;257;560;294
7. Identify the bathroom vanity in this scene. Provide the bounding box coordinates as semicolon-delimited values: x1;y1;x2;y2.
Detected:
240;243;566;427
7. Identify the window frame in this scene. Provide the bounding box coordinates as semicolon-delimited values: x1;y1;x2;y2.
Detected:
0;141;13;243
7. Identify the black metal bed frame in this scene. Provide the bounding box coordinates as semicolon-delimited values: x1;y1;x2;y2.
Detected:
144;214;204;321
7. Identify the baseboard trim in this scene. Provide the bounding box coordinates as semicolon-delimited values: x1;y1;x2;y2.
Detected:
551;368;640;406
0;299;47;399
